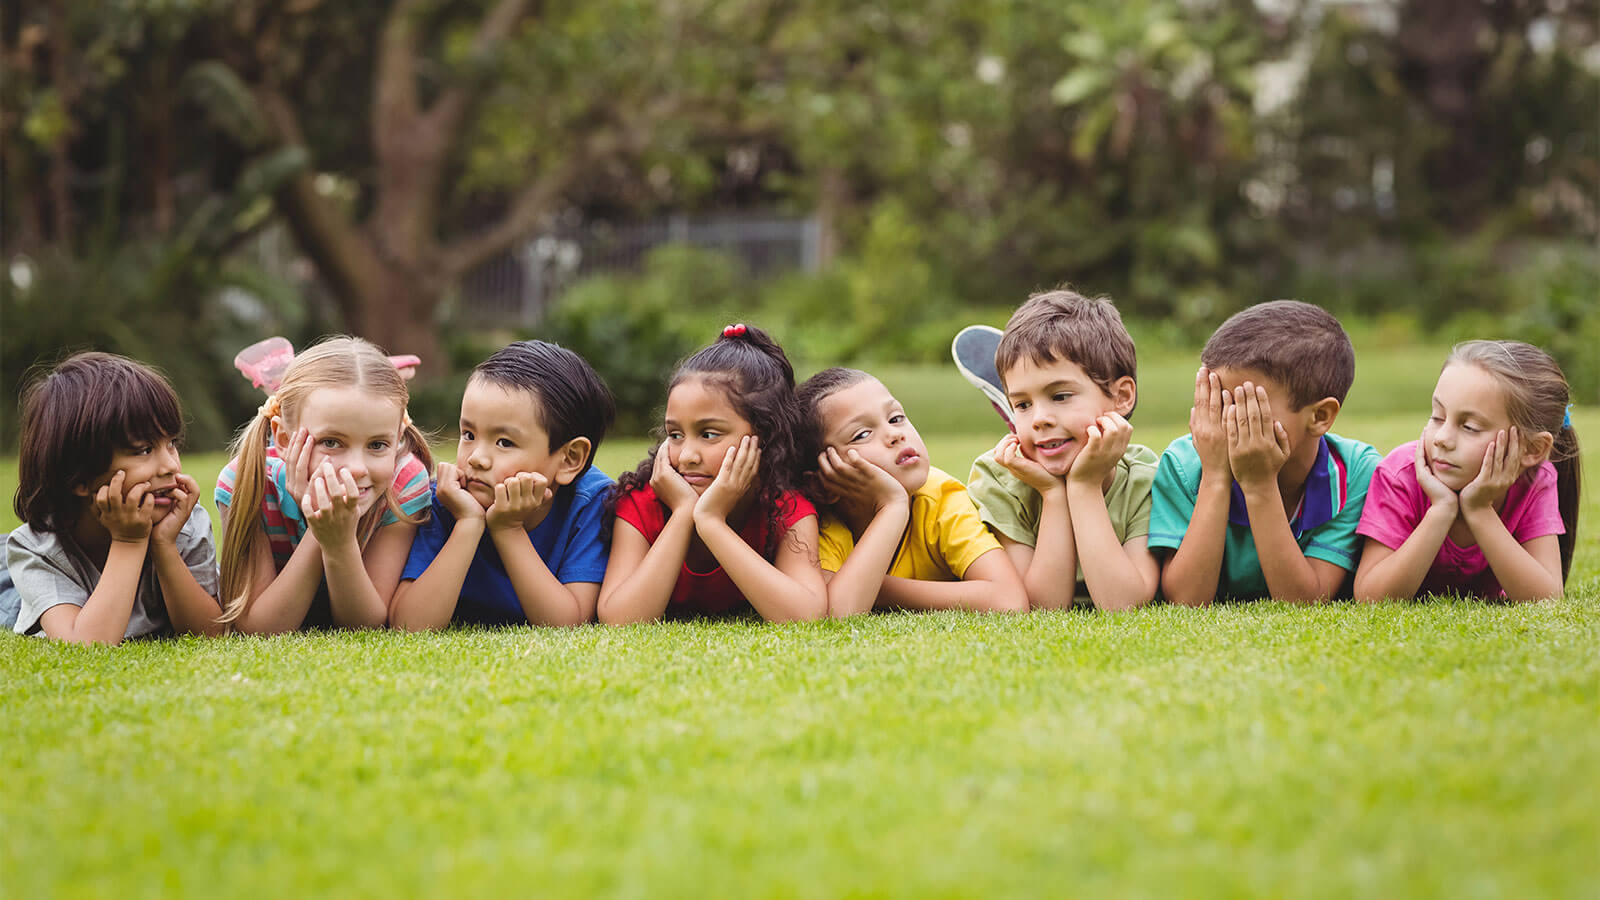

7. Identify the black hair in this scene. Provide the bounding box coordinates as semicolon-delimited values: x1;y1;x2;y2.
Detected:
14;351;186;533
608;324;806;556
472;340;616;481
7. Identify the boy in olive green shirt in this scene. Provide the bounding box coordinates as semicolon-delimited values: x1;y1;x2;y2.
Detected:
965;290;1160;611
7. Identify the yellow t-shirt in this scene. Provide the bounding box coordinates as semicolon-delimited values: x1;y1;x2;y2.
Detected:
817;467;1002;581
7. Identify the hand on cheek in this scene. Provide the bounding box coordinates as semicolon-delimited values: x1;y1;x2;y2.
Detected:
993;434;1062;494
1461;427;1521;512
96;470;156;542
1067;413;1131;486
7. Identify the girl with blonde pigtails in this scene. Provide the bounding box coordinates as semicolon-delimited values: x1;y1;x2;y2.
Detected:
215;337;435;633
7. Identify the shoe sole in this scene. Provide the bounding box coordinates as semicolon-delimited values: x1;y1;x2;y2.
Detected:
951;325;1013;430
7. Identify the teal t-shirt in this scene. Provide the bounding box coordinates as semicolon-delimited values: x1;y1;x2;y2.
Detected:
1147;432;1381;600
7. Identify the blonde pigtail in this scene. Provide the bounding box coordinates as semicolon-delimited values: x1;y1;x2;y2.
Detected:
218;410;277;624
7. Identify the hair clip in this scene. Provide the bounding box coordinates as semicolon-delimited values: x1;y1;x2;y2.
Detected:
1563;404;1573;430
258;395;281;420
722;323;747;338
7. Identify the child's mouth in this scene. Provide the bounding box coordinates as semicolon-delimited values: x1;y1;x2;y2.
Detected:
148;486;177;506
1034;438;1073;457
895;448;922;466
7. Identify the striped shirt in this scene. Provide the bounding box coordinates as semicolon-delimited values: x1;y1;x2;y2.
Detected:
215;447;431;570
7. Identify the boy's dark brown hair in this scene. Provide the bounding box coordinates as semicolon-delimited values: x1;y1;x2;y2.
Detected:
994;289;1138;412
1200;300;1355;409
14;351;186;533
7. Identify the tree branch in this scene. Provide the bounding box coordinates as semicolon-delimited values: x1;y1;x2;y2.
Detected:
419;0;534;145
440;154;579;276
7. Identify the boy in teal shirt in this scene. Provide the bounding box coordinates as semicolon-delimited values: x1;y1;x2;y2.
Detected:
1150;301;1381;604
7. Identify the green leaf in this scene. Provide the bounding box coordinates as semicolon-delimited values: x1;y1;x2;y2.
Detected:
1052;68;1110;107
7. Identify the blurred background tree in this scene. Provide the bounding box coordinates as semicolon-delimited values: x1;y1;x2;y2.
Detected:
4;0;1596;442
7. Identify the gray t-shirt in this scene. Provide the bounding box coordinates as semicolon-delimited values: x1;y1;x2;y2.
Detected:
7;508;219;639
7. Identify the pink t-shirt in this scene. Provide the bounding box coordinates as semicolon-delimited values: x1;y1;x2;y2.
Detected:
613;485;815;617
1356;441;1564;598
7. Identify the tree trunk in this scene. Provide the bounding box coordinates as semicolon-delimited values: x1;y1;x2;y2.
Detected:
345;263;444;368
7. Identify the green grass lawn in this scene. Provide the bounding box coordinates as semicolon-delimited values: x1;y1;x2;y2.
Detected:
3;346;1598;897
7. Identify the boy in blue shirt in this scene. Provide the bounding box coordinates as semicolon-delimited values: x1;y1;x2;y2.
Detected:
1150;301;1381;604
391;341;616;628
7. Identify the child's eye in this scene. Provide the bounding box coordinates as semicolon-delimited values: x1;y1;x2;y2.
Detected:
888;414;907;425
368;440;391;452
319;438;342;450
701;430;722;441
1461;423;1478;433
1427;416;1443;425
496;438;516;449
460;429;475;441
1012;400;1031;412
850;429;870;443
666;431;684;442
1052;393;1072;403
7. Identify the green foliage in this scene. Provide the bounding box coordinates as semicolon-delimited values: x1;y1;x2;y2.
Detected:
1485;245;1600;404
540;246;746;433
1;149;308;452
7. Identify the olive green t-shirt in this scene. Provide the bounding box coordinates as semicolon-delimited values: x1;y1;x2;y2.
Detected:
966;443;1160;583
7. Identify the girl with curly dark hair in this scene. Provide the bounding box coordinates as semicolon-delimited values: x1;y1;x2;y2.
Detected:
598;324;826;623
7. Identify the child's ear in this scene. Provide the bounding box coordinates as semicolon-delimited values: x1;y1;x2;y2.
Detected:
1306;397;1341;437
1520;430;1555;469
552;436;593;486
1109;376;1137;417
270;415;290;449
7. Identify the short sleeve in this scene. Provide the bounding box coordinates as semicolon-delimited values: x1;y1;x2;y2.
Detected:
1303;441;1382;571
933;480;1003;578
613;488;660;543
551;482;611;584
777;491;818;531
401;489;446;582
816;515;855;573
1508;463;1565;542
178;507;221;599
1355;449;1422;551
1147;441;1198;553
215;457;240;510
966;451;1037;547
7;532;88;634
380;454;432;526
1118;445;1159;543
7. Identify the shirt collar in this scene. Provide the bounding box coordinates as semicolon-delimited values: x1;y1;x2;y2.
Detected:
1226;436;1338;536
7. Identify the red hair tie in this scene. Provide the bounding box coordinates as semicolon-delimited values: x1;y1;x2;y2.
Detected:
722;323;747;338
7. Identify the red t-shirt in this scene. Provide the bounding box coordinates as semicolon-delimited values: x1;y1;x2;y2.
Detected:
613;485;816;616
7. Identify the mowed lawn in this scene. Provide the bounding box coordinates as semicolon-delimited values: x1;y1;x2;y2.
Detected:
2;344;1598;898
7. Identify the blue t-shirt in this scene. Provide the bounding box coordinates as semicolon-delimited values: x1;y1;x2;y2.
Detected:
1147;432;1380;600
401;466;613;625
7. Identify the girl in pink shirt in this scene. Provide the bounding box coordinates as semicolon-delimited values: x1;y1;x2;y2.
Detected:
1354;341;1580;602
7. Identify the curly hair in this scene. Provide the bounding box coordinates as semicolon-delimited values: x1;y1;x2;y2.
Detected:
607;324;807;557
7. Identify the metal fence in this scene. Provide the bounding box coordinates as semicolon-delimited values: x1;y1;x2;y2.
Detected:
456;212;823;327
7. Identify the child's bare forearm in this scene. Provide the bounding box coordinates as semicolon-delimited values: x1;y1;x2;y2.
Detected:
1066;481;1155;610
149;541;224;636
390;519;483;630
1162;476;1230;606
490;526;593;625
1022;489;1077;609
319;535;387;628
47;539;149;644
1241;484;1331;604
696;518;824;622
598;514;694;624
1463;509;1563;602
825;501;909;618
1352;510;1453;601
